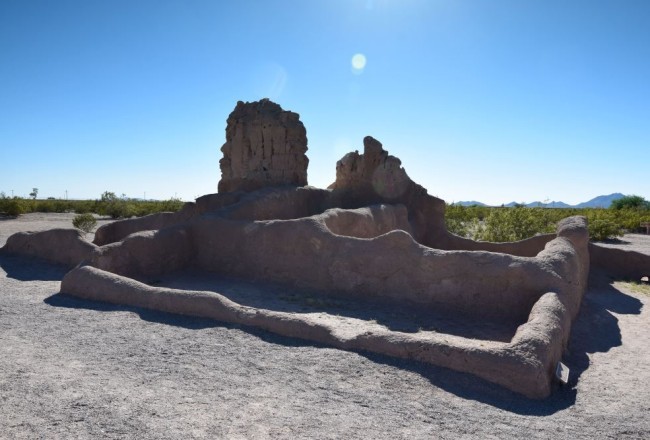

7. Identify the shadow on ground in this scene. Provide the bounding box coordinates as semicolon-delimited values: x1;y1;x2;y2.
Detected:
45;293;221;330
0;253;68;281
148;270;520;342
560;270;643;395
40;267;642;415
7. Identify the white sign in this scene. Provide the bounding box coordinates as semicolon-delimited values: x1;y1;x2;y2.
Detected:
555;361;570;384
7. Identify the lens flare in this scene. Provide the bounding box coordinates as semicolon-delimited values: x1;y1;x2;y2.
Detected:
351;53;367;73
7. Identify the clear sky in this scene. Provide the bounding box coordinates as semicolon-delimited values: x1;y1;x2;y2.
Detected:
1;0;649;205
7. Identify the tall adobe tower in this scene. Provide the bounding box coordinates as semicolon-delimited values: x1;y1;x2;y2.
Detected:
218;99;309;193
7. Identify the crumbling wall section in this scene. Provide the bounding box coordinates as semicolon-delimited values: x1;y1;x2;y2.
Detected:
219;99;309;193
329;136;447;246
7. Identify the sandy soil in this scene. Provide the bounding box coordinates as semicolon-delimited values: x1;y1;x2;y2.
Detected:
595;233;650;255
1;214;649;439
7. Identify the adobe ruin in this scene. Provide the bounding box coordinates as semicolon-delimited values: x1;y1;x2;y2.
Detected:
4;99;627;399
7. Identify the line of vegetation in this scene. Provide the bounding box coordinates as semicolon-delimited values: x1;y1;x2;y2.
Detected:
0;191;184;219
446;195;650;242
3;190;648;242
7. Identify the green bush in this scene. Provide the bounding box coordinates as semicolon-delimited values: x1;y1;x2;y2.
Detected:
444;204;639;242
0;193;186;218
588;218;623;241
72;213;97;233
475;207;556;242
610;195;650;210
2;198;28;216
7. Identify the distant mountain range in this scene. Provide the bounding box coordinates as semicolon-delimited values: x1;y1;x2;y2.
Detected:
456;193;626;208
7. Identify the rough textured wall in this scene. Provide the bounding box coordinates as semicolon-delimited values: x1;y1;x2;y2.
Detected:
330;136;412;200
59;266;565;399
85;193;587;322
589;243;650;279
90;225;194;279
1;229;97;268
329;136;447;247
218;99;309;193
441;232;557;258
60;216;590;399
93;210;190;246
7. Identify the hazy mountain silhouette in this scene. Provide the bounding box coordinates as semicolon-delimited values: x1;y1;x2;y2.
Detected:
574;193;625;208
456;193;626;208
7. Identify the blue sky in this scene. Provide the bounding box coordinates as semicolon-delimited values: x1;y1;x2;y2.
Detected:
1;0;648;205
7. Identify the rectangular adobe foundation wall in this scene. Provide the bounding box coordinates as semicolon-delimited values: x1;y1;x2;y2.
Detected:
59;216;588;399
60;265;573;399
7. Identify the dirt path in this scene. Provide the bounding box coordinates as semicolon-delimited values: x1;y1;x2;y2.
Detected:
1;215;648;439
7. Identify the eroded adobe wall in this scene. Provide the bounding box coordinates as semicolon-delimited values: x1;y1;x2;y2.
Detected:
1;229;97;268
59;261;580;399
88;99;565;259
82;192;589;323
218;99;309;193
217;186;332;222
93;209;191;246
89;225;194;279
59;216;589;399
321;205;413;239
589;243;650;280
191;212;588;321
438;232;557;257
92;192;249;246
328;136;448;247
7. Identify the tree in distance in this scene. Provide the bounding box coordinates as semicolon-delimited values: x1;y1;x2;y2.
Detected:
610;195;650;210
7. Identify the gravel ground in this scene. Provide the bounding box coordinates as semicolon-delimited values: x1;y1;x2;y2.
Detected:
1;214;649;439
594;233;650;255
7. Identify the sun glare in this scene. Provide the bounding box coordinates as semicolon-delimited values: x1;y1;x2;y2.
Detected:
351;53;367;73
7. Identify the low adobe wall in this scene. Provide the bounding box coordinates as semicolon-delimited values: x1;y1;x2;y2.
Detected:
90;225;194;279
1;228;97;268
93;200;202;246
59;215;588;398
438;232;557;258
89;185;559;265
59;267;574;399
589;243;650;280
85;203;588;323
0;189;590;398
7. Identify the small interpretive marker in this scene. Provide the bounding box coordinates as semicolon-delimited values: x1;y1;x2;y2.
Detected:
555;361;570;384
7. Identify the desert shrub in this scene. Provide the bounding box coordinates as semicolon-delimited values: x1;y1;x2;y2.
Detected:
445;204;490;238
445;217;468;237
72;200;96;214
72;213;97;233
445;204;640;242
0;193;185;218
475;207;556;242
95;192;133;219
588;218;623;241
35;199;56;213
158;197;184;212
445;205;470;237
3;198;28;216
